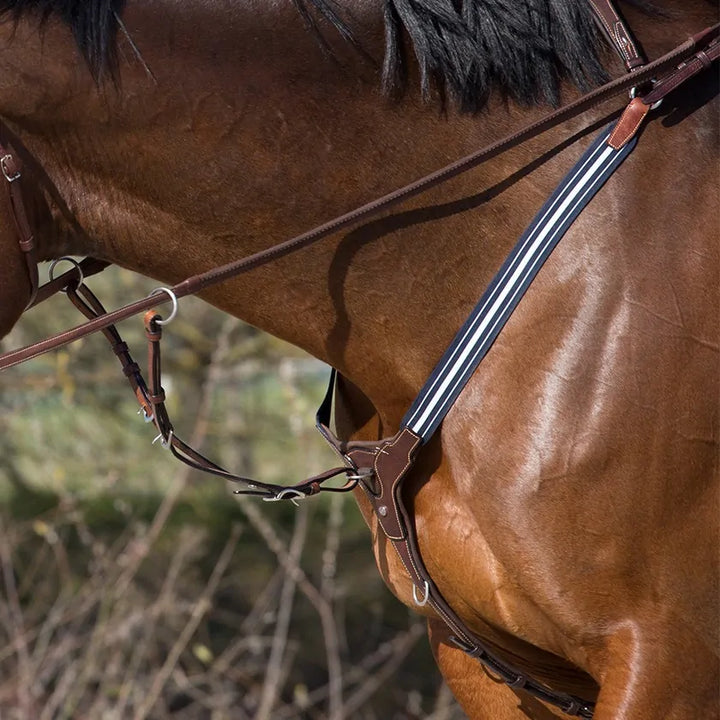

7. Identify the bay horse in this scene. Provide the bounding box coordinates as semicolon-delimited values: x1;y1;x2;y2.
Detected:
0;1;717;718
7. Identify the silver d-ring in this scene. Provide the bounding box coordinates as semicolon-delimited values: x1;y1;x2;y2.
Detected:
630;81;662;111
412;580;430;607
48;257;84;292
149;287;178;325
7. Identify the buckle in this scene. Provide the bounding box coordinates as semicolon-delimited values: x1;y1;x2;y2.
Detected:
1;153;20;182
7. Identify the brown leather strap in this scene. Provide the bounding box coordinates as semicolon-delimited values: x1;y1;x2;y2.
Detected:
588;0;647;71
607;97;651;149
352;428;422;541
30;257;110;309
0;145;39;309
643;34;720;105
609;34;720;149
336;430;594;717
2;24;717;374
64;282;151;410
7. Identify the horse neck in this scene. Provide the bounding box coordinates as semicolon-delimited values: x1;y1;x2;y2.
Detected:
0;2;526;427
0;0;711;429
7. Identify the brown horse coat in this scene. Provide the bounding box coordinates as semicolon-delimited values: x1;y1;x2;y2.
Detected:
0;1;717;717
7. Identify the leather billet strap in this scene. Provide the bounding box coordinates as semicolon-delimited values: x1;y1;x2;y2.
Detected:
0;144;39;309
588;0;646;71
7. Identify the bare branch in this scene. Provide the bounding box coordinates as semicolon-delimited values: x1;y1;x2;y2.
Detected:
255;504;309;720
0;516;32;717
133;523;242;720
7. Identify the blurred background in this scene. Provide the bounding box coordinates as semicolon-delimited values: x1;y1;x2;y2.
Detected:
0;265;465;719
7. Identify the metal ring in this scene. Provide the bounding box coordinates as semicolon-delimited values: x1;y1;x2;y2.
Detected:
148;287;178;325
412;580;430;607
48;257;84;293
629;80;662;111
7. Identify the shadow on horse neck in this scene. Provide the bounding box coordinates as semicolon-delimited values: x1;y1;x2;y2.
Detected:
0;1;717;719
0;1;641;401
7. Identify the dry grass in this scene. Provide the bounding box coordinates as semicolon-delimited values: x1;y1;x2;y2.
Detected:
0;492;465;719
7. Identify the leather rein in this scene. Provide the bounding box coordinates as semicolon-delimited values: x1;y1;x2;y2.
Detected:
1;5;718;716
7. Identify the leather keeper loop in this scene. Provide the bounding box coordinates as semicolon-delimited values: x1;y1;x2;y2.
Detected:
122;361;141;378
112;341;129;356
148;389;166;404
18;236;35;252
607;97;651;149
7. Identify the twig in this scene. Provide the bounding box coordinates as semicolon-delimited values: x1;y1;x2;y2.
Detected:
133;523;242;720
427;681;462;720
342;621;426;717
272;623;427;719
255;504;309;720
276;358;345;720
320;493;346;718
236;499;345;719
0;515;32;717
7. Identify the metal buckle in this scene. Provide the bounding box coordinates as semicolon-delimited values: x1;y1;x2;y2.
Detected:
629;81;663;110
152;429;174;449
1;154;20;182
262;488;306;506
138;407;154;423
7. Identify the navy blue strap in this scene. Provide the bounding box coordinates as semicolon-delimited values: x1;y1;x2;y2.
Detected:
403;125;637;442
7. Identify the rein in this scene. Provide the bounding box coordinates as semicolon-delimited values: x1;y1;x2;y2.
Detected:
1;5;718;716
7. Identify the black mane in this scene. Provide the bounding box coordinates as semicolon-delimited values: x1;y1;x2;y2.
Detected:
0;0;628;110
0;0;125;79
380;0;610;110
298;0;623;111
